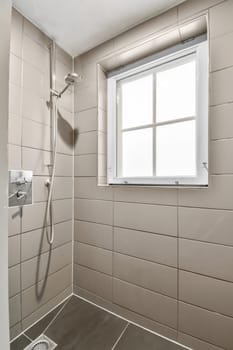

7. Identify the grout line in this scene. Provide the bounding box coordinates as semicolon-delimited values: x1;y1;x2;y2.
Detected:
23;333;33;342
21;262;72;294
111;322;129;350
10;290;73;343
73;293;191;350
42;296;71;335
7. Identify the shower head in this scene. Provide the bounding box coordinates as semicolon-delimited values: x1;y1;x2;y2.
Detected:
52;72;82;97
64;72;80;85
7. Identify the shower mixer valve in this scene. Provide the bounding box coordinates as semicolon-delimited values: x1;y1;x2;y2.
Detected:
8;170;33;207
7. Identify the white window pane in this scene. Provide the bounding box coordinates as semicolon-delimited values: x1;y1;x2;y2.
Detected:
156;120;196;177
121;128;153;177
120;74;153;129
156;60;196;122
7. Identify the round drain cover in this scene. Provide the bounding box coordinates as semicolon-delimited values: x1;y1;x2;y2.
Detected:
31;340;49;350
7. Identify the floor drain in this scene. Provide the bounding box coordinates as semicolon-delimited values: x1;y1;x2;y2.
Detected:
24;334;57;350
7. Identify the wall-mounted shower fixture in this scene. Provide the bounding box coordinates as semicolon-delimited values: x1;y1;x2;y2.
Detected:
8;170;33;207
50;72;81;98
45;41;82;245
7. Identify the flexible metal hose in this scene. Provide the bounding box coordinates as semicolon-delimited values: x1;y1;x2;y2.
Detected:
45;95;58;245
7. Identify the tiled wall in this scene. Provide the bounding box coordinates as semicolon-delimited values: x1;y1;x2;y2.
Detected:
73;1;233;349
8;9;73;340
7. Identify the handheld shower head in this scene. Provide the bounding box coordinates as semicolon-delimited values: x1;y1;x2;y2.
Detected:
52;72;82;97
65;72;80;85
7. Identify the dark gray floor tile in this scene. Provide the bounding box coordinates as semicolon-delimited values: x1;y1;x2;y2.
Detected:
25;299;69;340
10;334;31;350
114;325;184;350
45;296;127;350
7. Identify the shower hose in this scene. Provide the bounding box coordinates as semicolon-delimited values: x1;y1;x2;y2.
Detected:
45;95;59;245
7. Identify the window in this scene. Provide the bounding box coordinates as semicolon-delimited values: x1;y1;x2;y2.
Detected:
107;41;208;186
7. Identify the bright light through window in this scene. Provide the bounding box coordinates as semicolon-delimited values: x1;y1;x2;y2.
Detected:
108;41;208;186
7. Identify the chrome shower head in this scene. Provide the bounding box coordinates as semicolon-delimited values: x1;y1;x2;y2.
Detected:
52;72;82;97
64;72;80;85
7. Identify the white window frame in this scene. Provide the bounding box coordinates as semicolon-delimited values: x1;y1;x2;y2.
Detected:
107;41;208;186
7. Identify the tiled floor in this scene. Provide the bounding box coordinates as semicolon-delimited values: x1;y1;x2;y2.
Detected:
10;295;186;350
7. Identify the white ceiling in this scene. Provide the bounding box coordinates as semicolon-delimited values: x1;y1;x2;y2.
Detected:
13;0;186;57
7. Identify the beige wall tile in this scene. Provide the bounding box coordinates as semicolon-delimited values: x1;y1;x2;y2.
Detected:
8;144;21;170
10;9;23;57
22;119;51;151
56;44;72;68
8;115;21;146
55;154;73;177
74;154;97;176
114;253;177;298
180;270;233;317
28;175;72;204
57;114;74;155
74;220;112;250
179;238;233;282
209;0;233;39
75;198;113;225
22;35;49;75
114;227;177;267
98;108;107;133
33;176;50;203
113;279;177;328
210;103;233;140
9;83;21;117
9;294;21;327
75;242;112;275
114;186;177;206
74;177;113;200
179;207;233;246
53;177;73;200
21;221;72;261
179;175;233;209
76;84;97;112
22;286;71;331
210;139;233;174
10;322;22;341
74;264;112;301
22;202;46;232
9;53;21;86
56;60;71;84
57;84;73;112
114;202;177;236
179;301;233;349
21;264;71;318
98;131;107;156
23;60;49;99
178;332;225;350
8;206;21;236
75;108;97;133
23;18;51;48
178;0;224;21
74;131;97;155
21;242;72;290
210;67;233;105
98;154;107;178
22;89;50;125
53;198;72;223
8;235;20;267
210;31;233;72
22;147;51;176
9;264;21;298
